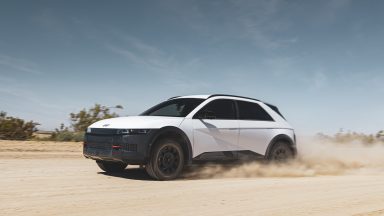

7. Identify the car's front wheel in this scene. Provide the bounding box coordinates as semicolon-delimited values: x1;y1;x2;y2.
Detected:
145;139;184;180
96;161;128;172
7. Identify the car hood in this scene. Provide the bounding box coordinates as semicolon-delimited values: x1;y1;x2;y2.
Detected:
88;116;185;129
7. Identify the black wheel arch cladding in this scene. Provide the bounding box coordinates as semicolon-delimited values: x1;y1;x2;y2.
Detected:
147;126;193;164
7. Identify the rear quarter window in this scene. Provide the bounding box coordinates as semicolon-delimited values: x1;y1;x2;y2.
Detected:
237;100;274;121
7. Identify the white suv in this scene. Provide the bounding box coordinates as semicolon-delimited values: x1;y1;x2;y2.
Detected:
84;94;296;180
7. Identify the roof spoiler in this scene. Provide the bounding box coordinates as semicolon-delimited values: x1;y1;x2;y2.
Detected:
265;103;286;120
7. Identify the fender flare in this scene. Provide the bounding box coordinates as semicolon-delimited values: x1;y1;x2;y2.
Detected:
265;134;297;157
147;126;193;164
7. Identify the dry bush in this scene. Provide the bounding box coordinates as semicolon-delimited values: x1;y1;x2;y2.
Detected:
0;112;39;140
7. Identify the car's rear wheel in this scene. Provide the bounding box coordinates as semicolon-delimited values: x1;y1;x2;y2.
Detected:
96;161;128;172
267;141;294;162
145;139;184;180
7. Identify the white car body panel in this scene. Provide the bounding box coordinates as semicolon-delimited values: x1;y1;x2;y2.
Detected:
192;119;239;157
238;126;294;155
89;116;184;129
235;100;294;155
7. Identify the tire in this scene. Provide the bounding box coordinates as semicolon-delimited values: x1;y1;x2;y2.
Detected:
145;139;184;180
96;161;128;172
266;141;294;162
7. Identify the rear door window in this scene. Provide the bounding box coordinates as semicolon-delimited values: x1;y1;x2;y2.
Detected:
194;99;236;120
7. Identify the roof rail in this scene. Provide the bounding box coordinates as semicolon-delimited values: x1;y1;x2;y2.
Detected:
208;94;260;102
168;96;181;100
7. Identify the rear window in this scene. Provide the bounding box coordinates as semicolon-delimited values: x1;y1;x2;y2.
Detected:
237;100;274;121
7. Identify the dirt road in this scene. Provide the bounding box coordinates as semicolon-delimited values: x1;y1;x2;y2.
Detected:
1;140;384;216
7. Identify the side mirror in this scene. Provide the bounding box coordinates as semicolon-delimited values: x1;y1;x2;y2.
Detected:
200;110;216;119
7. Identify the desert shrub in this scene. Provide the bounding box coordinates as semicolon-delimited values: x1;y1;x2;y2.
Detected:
70;104;122;132
50;123;84;142
0;112;39;140
54;131;75;141
72;132;85;142
53;131;84;142
50;104;122;142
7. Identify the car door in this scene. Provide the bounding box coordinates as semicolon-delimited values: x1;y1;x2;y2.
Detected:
192;99;239;158
237;100;277;155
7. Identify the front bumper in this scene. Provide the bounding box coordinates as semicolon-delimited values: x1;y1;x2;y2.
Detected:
83;129;157;164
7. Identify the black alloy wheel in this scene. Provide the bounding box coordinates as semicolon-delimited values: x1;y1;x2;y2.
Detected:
146;139;184;180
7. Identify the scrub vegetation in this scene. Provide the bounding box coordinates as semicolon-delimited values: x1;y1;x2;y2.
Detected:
0;112;39;140
0;104;122;141
316;131;383;145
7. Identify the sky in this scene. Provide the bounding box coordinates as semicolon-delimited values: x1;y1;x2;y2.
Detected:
0;0;383;134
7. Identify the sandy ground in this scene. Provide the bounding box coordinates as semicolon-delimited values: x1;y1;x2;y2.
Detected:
1;140;384;216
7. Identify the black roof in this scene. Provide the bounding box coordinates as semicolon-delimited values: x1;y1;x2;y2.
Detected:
168;94;260;102
208;94;260;102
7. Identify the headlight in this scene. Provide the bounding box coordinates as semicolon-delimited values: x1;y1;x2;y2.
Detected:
117;129;150;135
86;128;92;133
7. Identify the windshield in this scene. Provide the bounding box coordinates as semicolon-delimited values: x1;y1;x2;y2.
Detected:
141;98;204;117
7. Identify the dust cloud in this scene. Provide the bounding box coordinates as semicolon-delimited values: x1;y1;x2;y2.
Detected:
183;137;384;179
